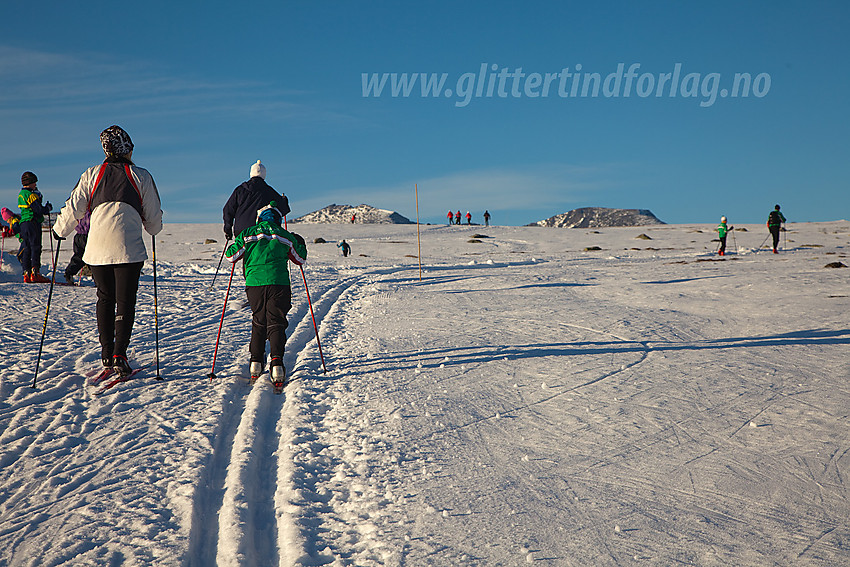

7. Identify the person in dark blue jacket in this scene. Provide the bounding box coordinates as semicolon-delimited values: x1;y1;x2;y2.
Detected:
222;160;290;240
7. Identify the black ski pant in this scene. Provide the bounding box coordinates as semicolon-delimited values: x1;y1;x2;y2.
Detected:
769;226;781;250
64;233;88;279
18;220;42;273
90;262;143;360
246;285;292;364
718;235;727;254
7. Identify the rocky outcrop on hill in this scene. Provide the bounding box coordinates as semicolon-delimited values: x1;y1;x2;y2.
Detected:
293;204;412;224
532;207;665;228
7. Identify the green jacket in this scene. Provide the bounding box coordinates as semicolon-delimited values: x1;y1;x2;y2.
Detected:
225;221;307;286
18;187;45;224
716;222;729;239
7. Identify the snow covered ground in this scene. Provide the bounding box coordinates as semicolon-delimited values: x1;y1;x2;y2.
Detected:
1;220;849;566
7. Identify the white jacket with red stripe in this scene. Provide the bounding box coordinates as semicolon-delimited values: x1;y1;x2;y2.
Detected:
54;158;163;266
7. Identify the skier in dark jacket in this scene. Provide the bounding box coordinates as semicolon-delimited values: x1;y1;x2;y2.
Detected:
767;204;786;253
338;239;351;257
222;160;291;240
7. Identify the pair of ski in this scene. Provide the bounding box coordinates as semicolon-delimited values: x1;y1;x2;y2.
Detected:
88;365;146;395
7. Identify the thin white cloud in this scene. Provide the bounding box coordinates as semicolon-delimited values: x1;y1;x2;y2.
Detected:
0;45;354;168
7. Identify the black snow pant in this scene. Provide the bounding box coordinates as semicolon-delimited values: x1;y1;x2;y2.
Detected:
718;235;727;255
769;226;781;251
90;262;144;360
18;220;42;273
64;233;88;279
246;285;292;364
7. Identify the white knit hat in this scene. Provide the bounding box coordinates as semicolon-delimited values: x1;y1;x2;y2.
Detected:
250;160;266;179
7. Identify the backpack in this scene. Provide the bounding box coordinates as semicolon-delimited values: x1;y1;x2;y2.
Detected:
768;210;782;225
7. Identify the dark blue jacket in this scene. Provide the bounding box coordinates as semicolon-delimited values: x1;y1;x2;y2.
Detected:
223;177;290;238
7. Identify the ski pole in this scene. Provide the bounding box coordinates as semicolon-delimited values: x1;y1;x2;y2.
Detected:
756;233;770;253
208;260;236;381
46;212;55;272
1;234;4;270
299;264;327;374
283;213;326;373
152;235;162;380
32;239;62;389
209;239;229;291
731;229;738;255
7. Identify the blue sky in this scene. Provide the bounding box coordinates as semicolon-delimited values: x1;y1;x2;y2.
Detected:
0;1;847;226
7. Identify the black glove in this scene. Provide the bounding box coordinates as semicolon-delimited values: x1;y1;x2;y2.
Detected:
224;225;232;240
52;230;65;241
45;202;53;212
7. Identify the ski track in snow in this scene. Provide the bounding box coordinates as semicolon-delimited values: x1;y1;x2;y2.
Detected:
1;222;850;565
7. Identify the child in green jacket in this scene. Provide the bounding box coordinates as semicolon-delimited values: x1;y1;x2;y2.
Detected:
225;201;307;388
17;171;52;282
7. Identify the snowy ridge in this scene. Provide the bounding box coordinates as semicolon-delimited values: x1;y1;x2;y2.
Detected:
293;204;412;224
1;221;850;565
532;206;665;228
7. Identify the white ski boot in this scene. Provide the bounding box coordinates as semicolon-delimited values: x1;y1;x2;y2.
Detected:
250;361;263;384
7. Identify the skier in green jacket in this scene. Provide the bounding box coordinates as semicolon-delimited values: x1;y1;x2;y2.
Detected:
225;200;307;388
715;216;733;256
17;171;52;282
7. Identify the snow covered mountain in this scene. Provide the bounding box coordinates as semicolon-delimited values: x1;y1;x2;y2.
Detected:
532;206;665;228
293;204;412;224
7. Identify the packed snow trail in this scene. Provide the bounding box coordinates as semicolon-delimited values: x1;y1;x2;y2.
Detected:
1;222;849;565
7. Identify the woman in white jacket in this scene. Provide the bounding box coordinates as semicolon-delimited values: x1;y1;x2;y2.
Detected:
53;126;163;375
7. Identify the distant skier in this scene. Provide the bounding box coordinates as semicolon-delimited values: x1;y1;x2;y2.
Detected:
483;210;491;227
1;207;23;269
350;212;356;224
225;201;307;390
1;207;20;237
17;171;52;283
465;211;472;225
455;211;461;225
715;216;733;256
223;160;290;241
447;210;454;225
767;204;786;253
338;239;351;257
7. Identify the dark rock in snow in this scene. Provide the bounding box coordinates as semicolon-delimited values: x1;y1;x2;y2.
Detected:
531;207;665;228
